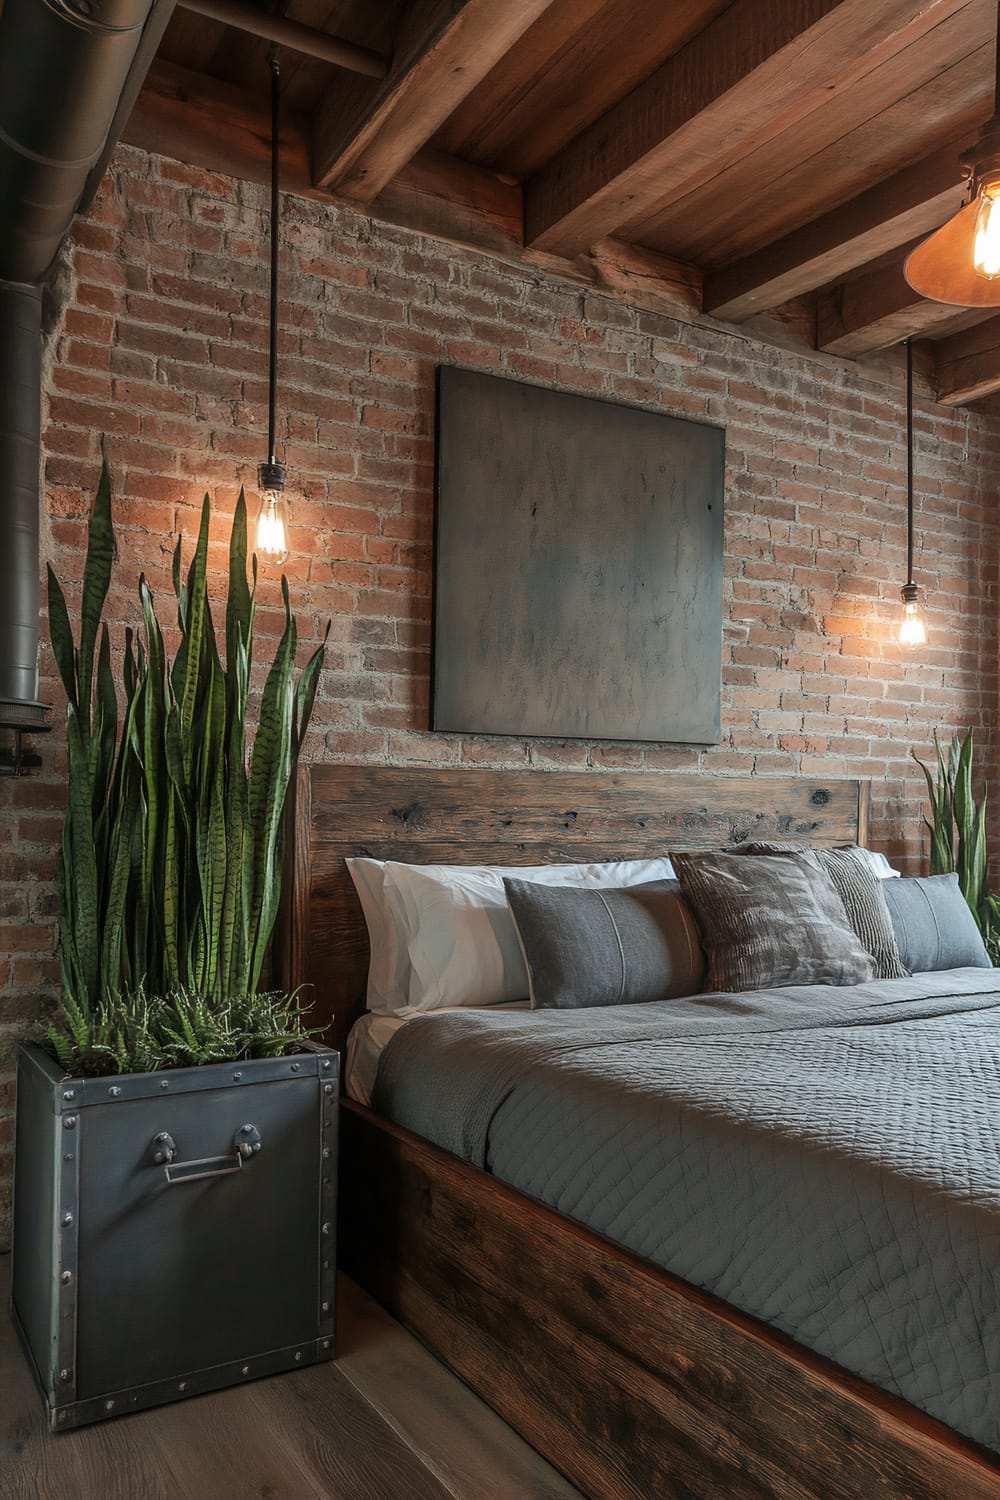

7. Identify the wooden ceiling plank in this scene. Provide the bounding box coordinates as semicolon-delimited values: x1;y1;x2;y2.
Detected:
704;140;970;321
635;11;990;271
935;318;1000;402
523;0;976;258
432;0;731;179
312;0;558;202
815;255;969;357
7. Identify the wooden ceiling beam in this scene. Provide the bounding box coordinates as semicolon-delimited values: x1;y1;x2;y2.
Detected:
705;140;970;322
124;60;523;248
523;0;972;258
935;317;1000;404
311;0;558;203
815;253;974;358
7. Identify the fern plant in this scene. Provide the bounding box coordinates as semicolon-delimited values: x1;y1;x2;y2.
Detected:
913;729;1000;964
45;459;328;1074
48;985;319;1078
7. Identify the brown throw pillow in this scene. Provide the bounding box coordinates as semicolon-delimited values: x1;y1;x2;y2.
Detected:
672;849;875;993
733;842;909;981
503;878;705;1009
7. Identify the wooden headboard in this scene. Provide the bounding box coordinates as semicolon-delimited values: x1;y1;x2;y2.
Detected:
279;765;870;1056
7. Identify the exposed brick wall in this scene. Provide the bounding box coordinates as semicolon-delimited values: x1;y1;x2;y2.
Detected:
1;142;998;1242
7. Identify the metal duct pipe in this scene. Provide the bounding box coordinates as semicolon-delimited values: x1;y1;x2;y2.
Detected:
0;0;157;736
0;0;155;283
0;282;44;722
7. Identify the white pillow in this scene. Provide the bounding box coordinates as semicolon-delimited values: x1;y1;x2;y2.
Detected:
851;848;901;880
345;858;415;1012
386;856;675;1013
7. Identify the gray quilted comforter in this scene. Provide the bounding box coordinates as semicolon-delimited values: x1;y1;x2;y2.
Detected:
372;968;1000;1452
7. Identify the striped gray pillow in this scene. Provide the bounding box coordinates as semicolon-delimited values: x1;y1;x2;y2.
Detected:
672;849;874;993
882;874;992;973
503;878;705;1009
733;842;909;981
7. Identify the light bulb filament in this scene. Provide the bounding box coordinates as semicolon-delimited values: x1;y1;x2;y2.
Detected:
975;183;1000;278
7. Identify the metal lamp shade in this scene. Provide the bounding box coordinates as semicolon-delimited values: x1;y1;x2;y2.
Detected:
904;197;1000;307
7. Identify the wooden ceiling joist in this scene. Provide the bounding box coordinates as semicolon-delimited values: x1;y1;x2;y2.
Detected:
522;0;976;259
935;317;1000;404
815;253;975;358
311;0;557;203
704;140;970;323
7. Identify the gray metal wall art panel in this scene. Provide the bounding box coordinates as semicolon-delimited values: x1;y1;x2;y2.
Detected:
432;367;725;744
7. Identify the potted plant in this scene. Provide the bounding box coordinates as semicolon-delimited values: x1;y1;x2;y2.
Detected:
914;728;1000;963
11;461;334;1430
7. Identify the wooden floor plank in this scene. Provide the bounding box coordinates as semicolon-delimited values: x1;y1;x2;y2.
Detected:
336;1275;583;1500
1;1255;575;1500
139;1380;334;1500
243;1362;456;1500
0;1288;172;1500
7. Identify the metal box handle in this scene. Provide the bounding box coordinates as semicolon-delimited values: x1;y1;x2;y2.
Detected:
150;1125;262;1185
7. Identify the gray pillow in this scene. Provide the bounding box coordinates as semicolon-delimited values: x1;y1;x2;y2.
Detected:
733;842;908;980
503;878;705;1010
672;849;874;993
881;874;992;973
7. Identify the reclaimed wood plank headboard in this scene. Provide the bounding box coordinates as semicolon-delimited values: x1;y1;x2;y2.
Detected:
279;764;870;1056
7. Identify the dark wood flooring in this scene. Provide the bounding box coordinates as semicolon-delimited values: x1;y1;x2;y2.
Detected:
0;1256;581;1500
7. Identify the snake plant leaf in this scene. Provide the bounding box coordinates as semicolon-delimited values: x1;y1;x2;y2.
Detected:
78;456;115;727
65;703;101;1007
294;623;330;756
953;731;975;901
177;496;212;767
46;565;78;711
226;489;254;687
172;534;186;625
162;704;187;983
914;744;953;875
917;726;998;961
246;577;297;990
103;744;140;998
94;623;118;803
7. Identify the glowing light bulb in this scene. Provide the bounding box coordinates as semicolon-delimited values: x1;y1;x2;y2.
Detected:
256;462;289;567
898;585;927;650
974;183;1000;278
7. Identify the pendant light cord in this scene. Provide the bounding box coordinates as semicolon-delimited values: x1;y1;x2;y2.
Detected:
267;47;280;467
906;338;914;588
994;0;1000;114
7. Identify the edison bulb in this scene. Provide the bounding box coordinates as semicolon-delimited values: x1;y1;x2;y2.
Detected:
257;487;289;566
256;460;289;567
974;184;1000;278
898;588;927;650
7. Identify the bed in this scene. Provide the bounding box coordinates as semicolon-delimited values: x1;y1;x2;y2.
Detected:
280;763;1000;1500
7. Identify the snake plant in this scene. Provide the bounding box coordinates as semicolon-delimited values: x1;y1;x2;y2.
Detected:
45;459;328;1072
913;729;1000;964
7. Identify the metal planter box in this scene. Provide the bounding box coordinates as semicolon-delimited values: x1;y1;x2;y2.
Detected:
11;1040;337;1430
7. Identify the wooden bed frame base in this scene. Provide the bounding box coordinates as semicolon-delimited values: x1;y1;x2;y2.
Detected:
340;1099;1000;1500
286;764;1000;1499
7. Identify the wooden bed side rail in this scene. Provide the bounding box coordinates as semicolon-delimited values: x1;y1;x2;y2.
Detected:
339;1100;1000;1500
